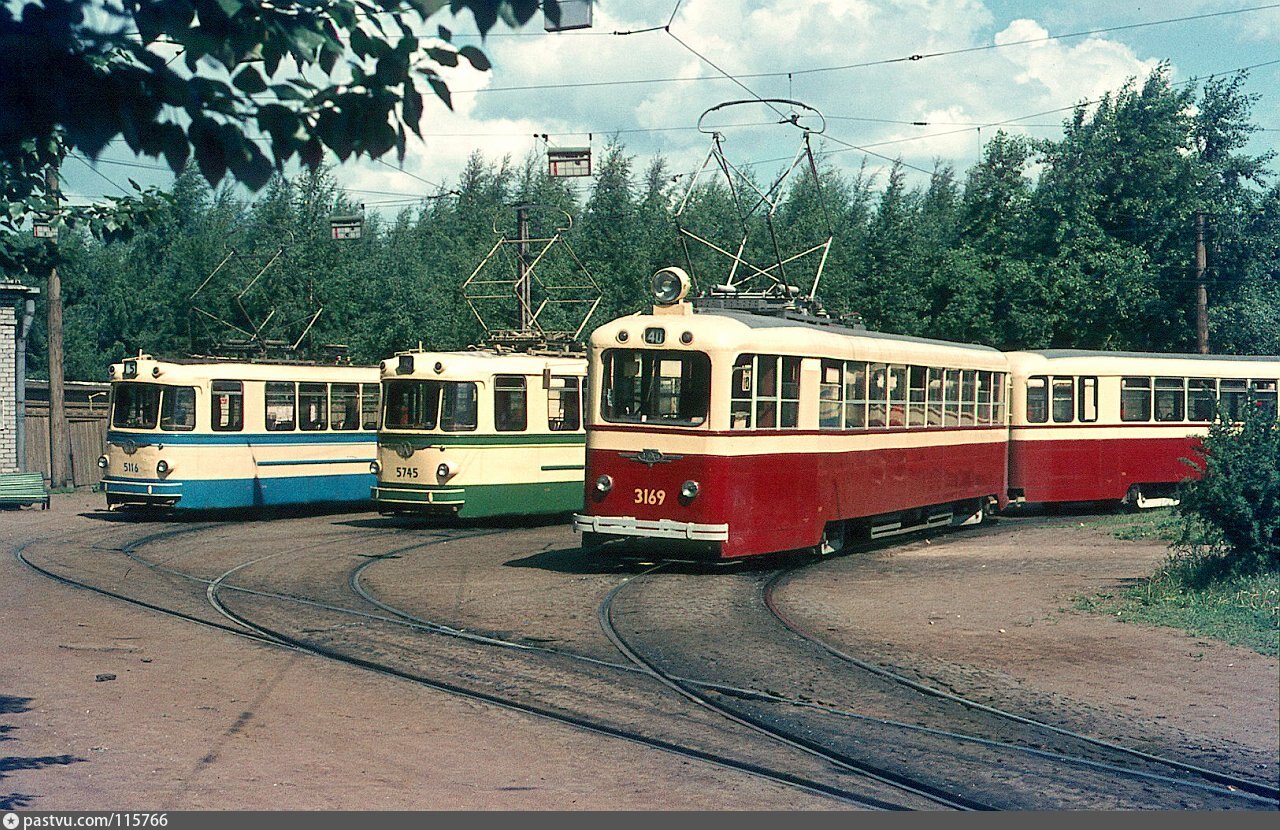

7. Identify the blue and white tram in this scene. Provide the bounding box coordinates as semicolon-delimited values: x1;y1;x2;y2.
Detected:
98;355;381;510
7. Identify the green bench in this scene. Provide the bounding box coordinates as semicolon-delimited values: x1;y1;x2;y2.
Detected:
0;472;50;510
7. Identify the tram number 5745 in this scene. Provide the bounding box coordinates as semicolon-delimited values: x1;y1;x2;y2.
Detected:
634;488;666;505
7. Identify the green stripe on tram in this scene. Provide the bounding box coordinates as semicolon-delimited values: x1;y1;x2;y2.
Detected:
374;480;583;518
378;432;584;449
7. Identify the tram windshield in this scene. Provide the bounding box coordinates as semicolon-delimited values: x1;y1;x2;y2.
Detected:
111;382;196;431
383;380;478;431
601;349;711;427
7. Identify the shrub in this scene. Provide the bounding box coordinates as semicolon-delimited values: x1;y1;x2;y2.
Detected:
1176;400;1280;577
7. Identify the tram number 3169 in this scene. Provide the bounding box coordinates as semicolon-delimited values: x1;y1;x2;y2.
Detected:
634;488;666;505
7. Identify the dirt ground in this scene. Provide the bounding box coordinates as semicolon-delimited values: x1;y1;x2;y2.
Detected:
2;491;1277;810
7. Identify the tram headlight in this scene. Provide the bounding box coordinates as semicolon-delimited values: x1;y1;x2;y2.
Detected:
369;460;381;476
436;462;456;480
650;267;691;305
97;455;108;469
680;480;700;501
156;459;170;475
594;474;614;494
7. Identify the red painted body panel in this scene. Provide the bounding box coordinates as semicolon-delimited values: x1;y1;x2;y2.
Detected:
1008;433;1205;503
584;432;1008;559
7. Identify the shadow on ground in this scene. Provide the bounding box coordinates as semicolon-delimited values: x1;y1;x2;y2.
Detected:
1;695;84;810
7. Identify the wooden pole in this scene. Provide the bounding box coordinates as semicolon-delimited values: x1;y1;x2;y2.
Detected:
47;165;71;488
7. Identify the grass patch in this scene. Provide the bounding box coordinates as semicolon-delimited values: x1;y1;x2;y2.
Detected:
1078;555;1280;658
1064;508;1182;541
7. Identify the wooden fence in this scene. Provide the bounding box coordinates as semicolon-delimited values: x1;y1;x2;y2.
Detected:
23;380;110;488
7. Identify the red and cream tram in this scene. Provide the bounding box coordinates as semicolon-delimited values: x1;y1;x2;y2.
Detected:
573;270;1011;560
1006;350;1280;507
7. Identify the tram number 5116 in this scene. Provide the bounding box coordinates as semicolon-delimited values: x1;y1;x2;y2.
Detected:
634;488;665;505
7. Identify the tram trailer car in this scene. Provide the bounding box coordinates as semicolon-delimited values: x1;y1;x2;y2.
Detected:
99;356;381;510
1007;350;1280;507
371;349;587;518
573;280;1011;560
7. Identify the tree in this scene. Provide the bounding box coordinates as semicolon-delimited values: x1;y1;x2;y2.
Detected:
1;1;550;191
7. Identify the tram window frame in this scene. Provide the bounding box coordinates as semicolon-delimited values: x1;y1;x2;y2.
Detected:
159;386;197;432
1220;379;1249;421
943;369;961;427
330;383;360;431
844;361;867;429
993;373;1007;425
959;370;977;426
926;368;944;427
1051;377;1074;424
1120;377;1152;422
494;375;527;432
1188;378;1217;422
867;364;888;428
298;382;329;431
819;360;842;429
1154;377;1186;422
601;349;711;428
908;366;928;427
1025;376;1049;424
265;382;297;431
111;382;161;430
1078;376;1098;423
548;375;582;432
731;355;753;428
1252;380;1278;420
888;365;908;428
361;383;381;430
211;380;244;432
441;382;478;432
976;371;993;426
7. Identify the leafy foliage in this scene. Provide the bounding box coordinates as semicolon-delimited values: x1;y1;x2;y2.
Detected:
1176;401;1280;577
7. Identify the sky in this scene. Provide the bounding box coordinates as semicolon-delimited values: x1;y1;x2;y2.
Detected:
58;0;1280;217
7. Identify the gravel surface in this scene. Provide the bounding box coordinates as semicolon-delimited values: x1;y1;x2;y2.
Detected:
2;491;1276;810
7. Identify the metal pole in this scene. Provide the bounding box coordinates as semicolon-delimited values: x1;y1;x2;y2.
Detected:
1195;212;1209;355
516;203;532;333
46;165;71;488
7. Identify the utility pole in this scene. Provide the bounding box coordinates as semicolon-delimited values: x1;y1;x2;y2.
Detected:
46;163;71;489
1194;211;1209;355
515;203;533;333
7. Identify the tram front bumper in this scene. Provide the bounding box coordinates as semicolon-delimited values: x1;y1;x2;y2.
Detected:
371;484;465;509
572;514;729;542
102;477;183;507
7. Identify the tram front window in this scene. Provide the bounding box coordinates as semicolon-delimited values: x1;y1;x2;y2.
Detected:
383;380;478;431
111;382;161;429
601;349;711;426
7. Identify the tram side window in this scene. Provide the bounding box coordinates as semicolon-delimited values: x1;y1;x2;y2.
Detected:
943;369;961;426
330;384;360;430
159;386;196;431
888;365;908;427
547;376;581;432
1188;378;1217;422
211;381;243;432
1120;377;1151;422
819;360;842;429
1252;380;1278;419
1025;377;1048;424
361;383;380;430
867;364;888;428
266;382;296;431
731;355;753;428
441;382;478;431
908;366;928;427
992;373;1007;424
926;368;944;427
299;383;328;431
735;355;800;429
1078;377;1098;423
1154;377;1185;422
959;370;977;426
495;375;527;432
844;361;867;429
976;371;993;425
780;357;801;428
1051;377;1074;424
1220;379;1248;421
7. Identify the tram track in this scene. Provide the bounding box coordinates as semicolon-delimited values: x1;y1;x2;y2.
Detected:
15;513;1277;810
12;519;917;809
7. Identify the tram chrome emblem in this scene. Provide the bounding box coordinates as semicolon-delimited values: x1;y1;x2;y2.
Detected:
394;441;416;459
117;439;139;455
621;448;683;467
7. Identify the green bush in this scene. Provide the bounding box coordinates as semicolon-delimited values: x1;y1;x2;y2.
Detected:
1176;401;1280;577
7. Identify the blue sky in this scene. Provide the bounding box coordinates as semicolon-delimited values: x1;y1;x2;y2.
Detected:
59;1;1280;215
